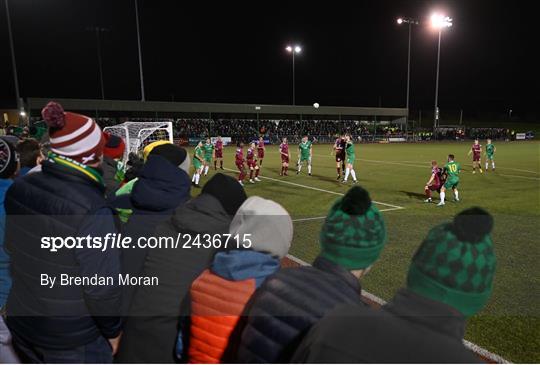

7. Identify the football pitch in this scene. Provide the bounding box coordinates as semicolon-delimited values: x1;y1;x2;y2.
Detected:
188;140;540;363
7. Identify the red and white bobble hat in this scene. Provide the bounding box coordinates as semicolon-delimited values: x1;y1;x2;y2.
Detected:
41;101;105;165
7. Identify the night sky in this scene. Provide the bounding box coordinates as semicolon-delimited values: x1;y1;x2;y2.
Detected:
0;0;536;118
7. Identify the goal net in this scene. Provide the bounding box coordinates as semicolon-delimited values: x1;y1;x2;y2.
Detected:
103;121;173;164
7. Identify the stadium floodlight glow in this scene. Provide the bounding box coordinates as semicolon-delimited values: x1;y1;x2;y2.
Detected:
430;13;452;29
285;44;302;105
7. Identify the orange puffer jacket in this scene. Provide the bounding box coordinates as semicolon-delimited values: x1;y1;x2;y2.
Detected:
188;269;256;363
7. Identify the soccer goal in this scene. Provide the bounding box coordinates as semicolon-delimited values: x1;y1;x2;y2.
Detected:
103;121;173;164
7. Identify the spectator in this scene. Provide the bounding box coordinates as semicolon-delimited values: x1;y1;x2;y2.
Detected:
4;101;122;363
0;138;19;307
102;132;126;194
183;196;293;363
291;207;496;363
0;137;20;363
113;143;192;311
15;138;43;178
230;185;387;363
116;173;247;363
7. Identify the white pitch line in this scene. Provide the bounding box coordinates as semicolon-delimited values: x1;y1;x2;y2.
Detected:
285;253;511;364
498;173;540;181
292;207;403;223
223;167;405;210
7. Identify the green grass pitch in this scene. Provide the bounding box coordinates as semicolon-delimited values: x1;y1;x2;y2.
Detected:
188;140;540;363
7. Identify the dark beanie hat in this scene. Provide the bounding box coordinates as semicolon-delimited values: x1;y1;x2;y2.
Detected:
202;173;247;216
0;137;20;179
320;185;387;270
149;143;187;167
407;207;496;317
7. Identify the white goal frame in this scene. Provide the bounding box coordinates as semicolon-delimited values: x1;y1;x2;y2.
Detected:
103;121;173;164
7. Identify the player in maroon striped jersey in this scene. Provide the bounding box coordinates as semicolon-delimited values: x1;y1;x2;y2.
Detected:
257;136;266;168
467;139;483;174
279;138;290;176
424;160;446;203
214;136;224;170
333;135;346;180
235;142;246;186
247;142;261;184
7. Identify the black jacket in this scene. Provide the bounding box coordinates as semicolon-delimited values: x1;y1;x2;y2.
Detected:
111;155;191;313
5;160;122;349
116;193;232;363
102;156;121;195
231;256;365;363
291;289;482;363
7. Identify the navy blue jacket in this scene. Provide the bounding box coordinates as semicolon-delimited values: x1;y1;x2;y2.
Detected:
4;159;122;349
111;155;191;312
291;289;481;363
231;256;366;363
0;178;13;308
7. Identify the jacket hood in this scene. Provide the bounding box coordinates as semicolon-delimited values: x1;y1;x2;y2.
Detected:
170;193;231;234
211;250;280;287
130;155;191;212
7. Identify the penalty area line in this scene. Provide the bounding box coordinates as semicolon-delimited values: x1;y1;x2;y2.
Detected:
284;253;511;364
222;167;405;210
292;207;403;223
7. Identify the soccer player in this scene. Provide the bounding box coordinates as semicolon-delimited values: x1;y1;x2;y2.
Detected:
235;142;246;186
297;135;313;176
257;136;266;168
424;160;445;203
467;139;483;174
192;140;205;187
333;135;346;179
485;138;496;171
279;137;290;176
214;136;224;170
342;134;358;184
247;142;261;183
437;154;461;207
203;138;214;176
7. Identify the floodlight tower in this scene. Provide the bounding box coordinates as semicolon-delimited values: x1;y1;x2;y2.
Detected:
396;17;419;125
286;45;302;105
430;13;452;135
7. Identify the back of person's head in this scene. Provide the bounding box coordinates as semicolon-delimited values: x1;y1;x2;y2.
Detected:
148;143;190;174
103;132;126;160
229;196;292;259
0;137;20;179
17;138;42;169
202;173;247;216
319;186;387;272
41;101;104;166
142;140;171;161
407;207;496;317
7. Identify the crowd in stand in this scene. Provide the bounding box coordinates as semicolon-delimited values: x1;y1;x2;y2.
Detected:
0;102;498;363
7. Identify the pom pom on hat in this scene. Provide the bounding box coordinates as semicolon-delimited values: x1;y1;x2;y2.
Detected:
453;207;493;243
341;186;372;215
41;101;66;129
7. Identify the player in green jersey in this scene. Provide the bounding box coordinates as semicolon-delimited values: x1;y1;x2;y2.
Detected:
437;154;461;207
296;136;313;176
342;134;358;184
485;139;496;171
202;138;215;176
191;140;205;187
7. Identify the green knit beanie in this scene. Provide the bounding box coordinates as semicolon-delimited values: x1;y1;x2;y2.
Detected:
319;186;387;270
407;207;496;317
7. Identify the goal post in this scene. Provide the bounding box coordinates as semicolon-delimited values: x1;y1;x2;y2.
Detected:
103;121;173;164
